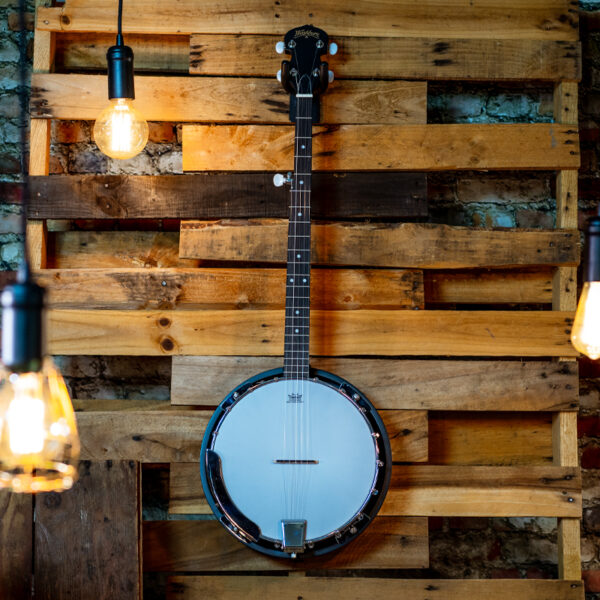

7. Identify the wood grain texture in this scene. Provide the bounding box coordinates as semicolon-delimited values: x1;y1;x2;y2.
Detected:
28;173;428;220
429;412;552;466
166;576;584;600
29;119;51;176
74;409;426;464
31;74;426;124
0;492;32;599
46;309;577;357
34;461;140;600
169;463;580;518
179;221;579;268
144;517;428;571
182;124;580;171
37;1;579;39
26;220;47;269
190;35;581;81
35;267;424;310
425;269;553;304
47;231;199;269
170;357;578;411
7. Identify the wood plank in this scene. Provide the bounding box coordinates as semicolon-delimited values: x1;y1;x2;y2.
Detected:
29;119;51;176
32;30;55;73
182;124;580;172
28;173;428;220
179;221;579;269
46;309;577;357
37;1;579;40
55;32;190;72
74;409;426;464
190;35;581;81
429;412;552;466
26;220;47;269
166;576;584;600
47;231;198;269
0;492;32;600
143;517;428;571
171;357;579;411
31;74;426;124
35;268;423;310
425;269;553;304
34;460;140;600
169;463;581;518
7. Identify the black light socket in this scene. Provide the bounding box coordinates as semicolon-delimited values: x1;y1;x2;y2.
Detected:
586;215;600;283
1;266;45;373
107;43;135;100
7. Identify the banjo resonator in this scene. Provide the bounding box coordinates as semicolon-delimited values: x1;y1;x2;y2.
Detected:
199;25;392;560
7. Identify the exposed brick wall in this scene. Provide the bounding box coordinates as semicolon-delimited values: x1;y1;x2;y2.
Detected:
2;2;600;597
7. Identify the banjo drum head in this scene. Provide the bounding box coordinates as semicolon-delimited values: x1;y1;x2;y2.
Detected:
200;369;391;557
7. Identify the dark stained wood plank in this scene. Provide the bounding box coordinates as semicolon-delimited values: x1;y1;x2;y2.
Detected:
179;221;579;269
166;576;584;600
171;357;578;411
74;409;426;464
182;124;580;172
0;491;32;600
34;461;140;600
46;309;577;357
31;74;426;124
143;517;429;571
29;173;427;220
35;267;424;310
37;1;579;40
190;35;581;81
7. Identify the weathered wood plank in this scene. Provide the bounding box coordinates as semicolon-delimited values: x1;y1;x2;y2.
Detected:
179;221;579;269
55;32;190;72
37;1;579;40
169;463;581;518
190;35;581;81
425;269;553;304
166;576;584;600
35;267;424;310
171;357;578;411
34;461;140;600
74;409;426;464
0;492;32;600
182;124;580;171
143;517;428;571
429;412;553;466
28;173;428;220
46;309;576;357
31;74;426;124
47;231;198;269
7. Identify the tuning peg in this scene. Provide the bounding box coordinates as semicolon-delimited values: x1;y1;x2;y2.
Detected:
273;172;292;187
276;69;282;82
275;41;285;54
328;70;335;83
329;42;338;56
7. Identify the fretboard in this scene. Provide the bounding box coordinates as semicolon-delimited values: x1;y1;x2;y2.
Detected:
283;95;313;379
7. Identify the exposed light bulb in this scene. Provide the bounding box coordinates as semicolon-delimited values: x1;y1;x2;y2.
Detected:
0;359;80;493
571;281;600;360
93;98;149;160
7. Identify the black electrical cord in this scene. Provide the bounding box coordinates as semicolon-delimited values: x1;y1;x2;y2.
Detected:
17;0;30;274
116;0;124;46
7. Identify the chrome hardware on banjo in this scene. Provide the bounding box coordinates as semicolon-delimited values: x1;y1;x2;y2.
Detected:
200;25;392;559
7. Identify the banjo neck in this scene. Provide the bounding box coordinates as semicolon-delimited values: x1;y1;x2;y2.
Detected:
283;94;313;380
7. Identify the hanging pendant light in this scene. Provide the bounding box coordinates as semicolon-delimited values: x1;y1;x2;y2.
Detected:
571;216;600;359
93;0;148;159
0;0;80;493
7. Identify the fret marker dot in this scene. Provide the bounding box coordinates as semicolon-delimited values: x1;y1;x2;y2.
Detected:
301;145;306;149
297;254;301;258
300;180;303;185
298;212;302;216
303;278;307;283
295;329;299;333
290;278;294;283
295;310;299;315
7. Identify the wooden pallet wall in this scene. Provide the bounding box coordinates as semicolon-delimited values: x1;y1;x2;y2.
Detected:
1;0;583;598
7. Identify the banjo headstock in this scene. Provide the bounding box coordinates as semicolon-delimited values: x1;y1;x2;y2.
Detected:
277;25;335;122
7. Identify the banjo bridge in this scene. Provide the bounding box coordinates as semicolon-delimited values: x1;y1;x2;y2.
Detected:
274;459;319;464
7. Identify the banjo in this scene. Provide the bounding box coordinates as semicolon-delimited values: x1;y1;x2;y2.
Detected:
200;25;392;559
